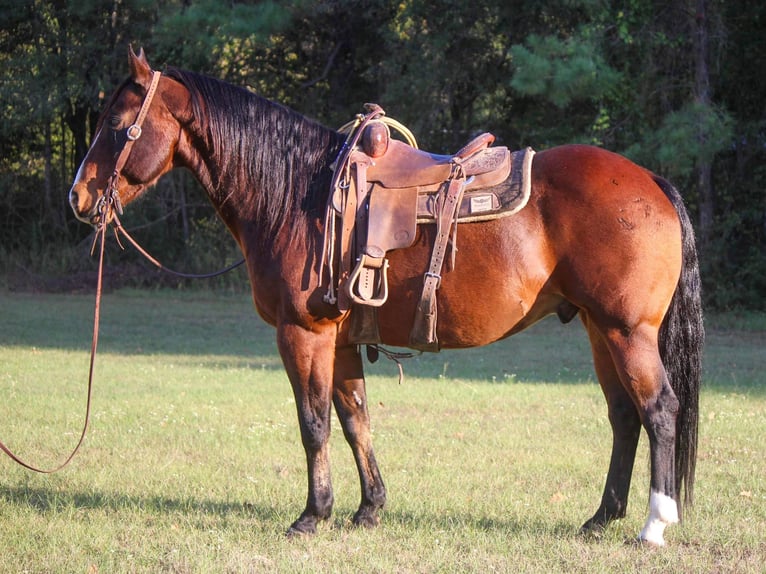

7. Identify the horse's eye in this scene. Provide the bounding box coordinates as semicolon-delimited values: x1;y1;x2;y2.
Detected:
109;115;121;130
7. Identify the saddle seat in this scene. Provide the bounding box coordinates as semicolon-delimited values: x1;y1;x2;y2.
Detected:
358;132;510;192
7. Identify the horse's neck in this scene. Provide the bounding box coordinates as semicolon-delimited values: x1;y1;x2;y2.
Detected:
178;116;338;248
181;149;217;198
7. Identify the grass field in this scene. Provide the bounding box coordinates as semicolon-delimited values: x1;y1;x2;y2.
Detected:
1;290;764;573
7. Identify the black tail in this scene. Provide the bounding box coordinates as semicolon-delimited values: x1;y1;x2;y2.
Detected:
654;175;704;517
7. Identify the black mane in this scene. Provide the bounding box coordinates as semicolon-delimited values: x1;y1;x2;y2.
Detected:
164;67;345;242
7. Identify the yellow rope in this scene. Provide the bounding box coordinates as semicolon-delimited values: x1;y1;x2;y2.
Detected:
338;113;418;148
381;116;418;148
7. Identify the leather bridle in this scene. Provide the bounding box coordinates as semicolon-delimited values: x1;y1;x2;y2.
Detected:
102;70;244;279
96;69;162;223
0;71;162;473
1;68;240;473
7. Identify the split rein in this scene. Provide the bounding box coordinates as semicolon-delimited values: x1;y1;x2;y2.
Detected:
0;70;242;474
0;216;106;473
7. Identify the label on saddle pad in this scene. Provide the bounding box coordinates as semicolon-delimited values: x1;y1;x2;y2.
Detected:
469;194;496;214
415;147;535;224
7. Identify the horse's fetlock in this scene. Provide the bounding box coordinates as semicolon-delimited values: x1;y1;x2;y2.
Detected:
651;491;679;524
314;493;334;520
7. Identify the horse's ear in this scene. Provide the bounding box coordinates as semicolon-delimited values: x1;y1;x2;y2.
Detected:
128;45;153;87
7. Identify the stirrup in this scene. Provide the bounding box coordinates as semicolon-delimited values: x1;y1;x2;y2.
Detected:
345;254;389;307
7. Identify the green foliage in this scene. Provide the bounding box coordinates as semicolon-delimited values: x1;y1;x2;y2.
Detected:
701;206;766;310
625;102;735;178
371;0;515;148
152;0;296;77
509;33;621;108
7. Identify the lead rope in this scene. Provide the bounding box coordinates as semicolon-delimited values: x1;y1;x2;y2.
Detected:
0;217;108;473
0;68;243;473
111;214;244;279
0;73;162;473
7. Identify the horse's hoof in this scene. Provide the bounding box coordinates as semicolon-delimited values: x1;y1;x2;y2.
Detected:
631;536;664;548
352;509;381;529
579;516;607;537
579;524;605;540
286;520;317;538
636;532;666;547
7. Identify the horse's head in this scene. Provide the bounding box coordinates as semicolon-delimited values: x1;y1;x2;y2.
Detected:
69;47;190;225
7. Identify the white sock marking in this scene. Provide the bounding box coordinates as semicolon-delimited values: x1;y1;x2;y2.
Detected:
639;490;679;546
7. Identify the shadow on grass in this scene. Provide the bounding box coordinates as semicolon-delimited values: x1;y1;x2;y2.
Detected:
0;482;285;524
2;292;602;384
2;482;593;540
4;292;762;390
338;508;582;539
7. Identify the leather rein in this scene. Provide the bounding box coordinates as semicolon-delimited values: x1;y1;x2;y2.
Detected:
1;69;241;473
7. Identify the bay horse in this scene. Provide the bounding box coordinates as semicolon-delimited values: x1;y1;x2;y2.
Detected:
68;48;703;546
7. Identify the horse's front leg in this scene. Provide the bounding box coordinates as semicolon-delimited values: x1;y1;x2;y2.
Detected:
277;321;336;536
333;345;386;528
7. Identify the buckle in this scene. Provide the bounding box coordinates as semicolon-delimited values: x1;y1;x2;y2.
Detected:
424;271;442;289
126;124;142;141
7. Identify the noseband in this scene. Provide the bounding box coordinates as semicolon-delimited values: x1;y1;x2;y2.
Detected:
96;69;162;222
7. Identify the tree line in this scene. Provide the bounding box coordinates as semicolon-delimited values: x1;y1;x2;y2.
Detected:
0;0;763;307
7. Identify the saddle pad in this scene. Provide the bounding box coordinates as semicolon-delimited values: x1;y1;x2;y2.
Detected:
416;147;535;223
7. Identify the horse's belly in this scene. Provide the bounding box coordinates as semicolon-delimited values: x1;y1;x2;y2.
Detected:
374;220;556;349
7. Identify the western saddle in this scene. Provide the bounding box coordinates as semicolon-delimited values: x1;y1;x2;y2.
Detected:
323;104;529;351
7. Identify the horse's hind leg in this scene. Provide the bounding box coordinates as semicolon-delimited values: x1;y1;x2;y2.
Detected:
332;346;387;527
581;318;642;533
591;320;680;546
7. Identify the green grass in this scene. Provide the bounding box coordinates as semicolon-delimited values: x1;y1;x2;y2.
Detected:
1;291;765;573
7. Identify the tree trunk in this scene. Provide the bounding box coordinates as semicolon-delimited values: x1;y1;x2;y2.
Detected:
43;121;53;225
692;0;714;251
65;103;91;171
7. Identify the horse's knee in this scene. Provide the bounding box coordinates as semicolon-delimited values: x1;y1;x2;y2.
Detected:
298;409;332;451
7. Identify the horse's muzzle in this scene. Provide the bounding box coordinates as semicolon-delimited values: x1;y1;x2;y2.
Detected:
69;183;99;225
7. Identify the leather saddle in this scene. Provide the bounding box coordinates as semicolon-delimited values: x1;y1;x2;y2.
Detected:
323;105;515;350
